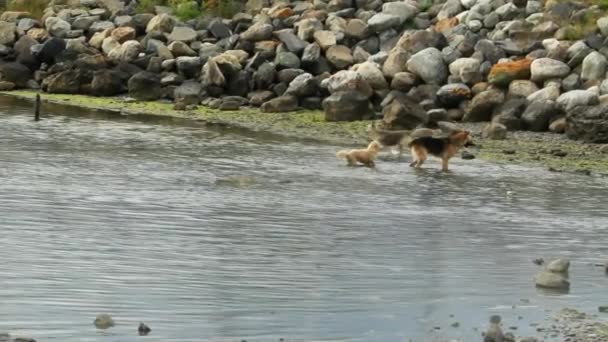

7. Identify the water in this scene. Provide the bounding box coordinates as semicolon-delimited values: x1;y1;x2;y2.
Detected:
0;96;607;342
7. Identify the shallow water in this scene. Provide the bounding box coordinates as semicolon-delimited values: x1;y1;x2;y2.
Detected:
0;96;607;342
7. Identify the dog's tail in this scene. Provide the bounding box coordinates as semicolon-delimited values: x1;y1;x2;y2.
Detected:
336;150;349;160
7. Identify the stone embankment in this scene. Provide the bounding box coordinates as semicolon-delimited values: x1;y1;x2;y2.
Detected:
0;0;608;164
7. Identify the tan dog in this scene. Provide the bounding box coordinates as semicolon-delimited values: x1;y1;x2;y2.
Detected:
408;130;472;172
336;141;382;167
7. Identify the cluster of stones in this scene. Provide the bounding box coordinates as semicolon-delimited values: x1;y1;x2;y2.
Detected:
534;257;570;290
0;0;608;141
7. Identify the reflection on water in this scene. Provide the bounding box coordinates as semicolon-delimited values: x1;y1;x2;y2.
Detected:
0;96;607;342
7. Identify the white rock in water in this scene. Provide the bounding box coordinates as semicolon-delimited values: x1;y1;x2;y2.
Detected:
94;314;115;329
546;258;570;273
534;271;570;289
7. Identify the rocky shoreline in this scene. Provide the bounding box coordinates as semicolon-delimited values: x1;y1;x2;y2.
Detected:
0;0;606;165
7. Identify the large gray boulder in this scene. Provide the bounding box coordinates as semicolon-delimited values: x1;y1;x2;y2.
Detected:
323;90;373;122
581;51;607;81
556;90;599;111
0;62;31;87
382;97;428;129
351;61;387;90
107;40;141;63
45;17;69;38
91;69;123;96
406;47;447;85
463;89;504;122
285;73;317;97
128;71;161;100
174;81;202;105
521;100;561;131
530;58;570;82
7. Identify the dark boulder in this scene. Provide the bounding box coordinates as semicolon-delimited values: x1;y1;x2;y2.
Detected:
521;100;562;132
0;62;32;87
33;37;66;64
260;95;299;113
174;81;202;105
381;96;427;129
128;71;161;101
14;35;39;69
323;90;374;122
90;69;124;96
44;69;89;94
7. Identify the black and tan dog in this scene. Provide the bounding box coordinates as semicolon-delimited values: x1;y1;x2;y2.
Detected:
408;130;473;172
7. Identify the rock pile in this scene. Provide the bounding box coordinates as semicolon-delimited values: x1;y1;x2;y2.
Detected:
0;0;608;140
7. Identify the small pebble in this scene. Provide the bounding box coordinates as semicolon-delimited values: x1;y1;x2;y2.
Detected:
502;149;516;154
451;322;460;328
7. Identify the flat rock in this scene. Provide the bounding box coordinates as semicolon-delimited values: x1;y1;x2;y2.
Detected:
530;58;570;82
167;26;197;42
557;90;598;111
326;45;353;70
274;29;307;54
261;95;298;113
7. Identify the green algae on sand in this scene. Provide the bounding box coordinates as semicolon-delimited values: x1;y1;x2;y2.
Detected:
1;90;371;145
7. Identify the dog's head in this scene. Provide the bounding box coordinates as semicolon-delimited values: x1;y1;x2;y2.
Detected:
368;140;382;151
449;130;473;146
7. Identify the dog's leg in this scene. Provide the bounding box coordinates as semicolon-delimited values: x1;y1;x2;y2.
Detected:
441;157;449;172
346;154;357;166
415;150;427;169
398;144;403;161
416;156;426;168
409;147;417;167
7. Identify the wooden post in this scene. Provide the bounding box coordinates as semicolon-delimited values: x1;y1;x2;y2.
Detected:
34;94;40;121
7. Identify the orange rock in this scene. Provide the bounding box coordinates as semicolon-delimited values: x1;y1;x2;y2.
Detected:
488;58;533;86
434;17;459;33
111;27;136;44
255;40;280;54
270;7;294;20
27;28;48;42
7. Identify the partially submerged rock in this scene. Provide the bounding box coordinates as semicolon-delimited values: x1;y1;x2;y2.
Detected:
138;322;151;336
534;270;570;290
94;314;115;329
